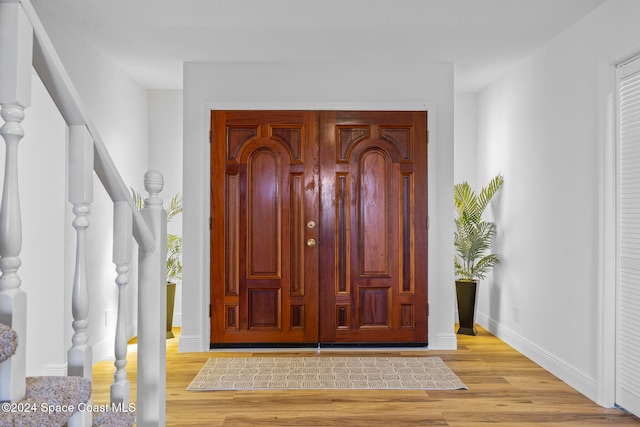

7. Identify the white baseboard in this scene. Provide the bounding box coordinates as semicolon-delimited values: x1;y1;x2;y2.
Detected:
94;319;140;363
178;334;203;352
476;313;598;402
93;336;113;363
428;332;458;350
42;363;68;376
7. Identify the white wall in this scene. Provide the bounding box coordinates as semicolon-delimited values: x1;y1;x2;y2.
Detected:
473;0;640;404
454;93;478;188
25;5;150;369
453;93;479;324
148;89;184;326
181;61;456;352
0;71;68;376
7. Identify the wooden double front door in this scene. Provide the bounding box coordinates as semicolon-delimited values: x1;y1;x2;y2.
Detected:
210;110;428;345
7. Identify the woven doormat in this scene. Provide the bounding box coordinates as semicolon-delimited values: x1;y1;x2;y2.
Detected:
187;356;467;390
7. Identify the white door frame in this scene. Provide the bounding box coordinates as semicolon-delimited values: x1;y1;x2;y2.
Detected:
598;52;640;410
597;60;617;408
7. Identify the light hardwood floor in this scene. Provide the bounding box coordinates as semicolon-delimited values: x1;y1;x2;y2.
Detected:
92;326;640;426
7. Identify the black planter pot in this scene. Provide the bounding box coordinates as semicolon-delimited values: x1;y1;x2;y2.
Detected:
455;280;478;335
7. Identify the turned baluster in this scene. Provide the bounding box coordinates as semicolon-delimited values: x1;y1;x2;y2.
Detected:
0;1;33;403
111;201;132;405
67;125;93;382
66;126;95;427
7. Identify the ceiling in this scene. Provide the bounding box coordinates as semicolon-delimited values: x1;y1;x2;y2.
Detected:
31;0;607;92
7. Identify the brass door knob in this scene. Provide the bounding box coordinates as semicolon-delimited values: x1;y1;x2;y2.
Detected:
306;238;317;248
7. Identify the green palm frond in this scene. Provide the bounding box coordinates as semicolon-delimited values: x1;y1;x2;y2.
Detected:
130;187;144;210
477;175;504;214
472;254;503;280
166;193;183;223
454;182;477;220
454;175;504;282
166;233;183;283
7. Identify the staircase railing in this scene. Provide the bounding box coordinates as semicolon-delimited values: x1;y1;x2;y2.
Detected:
0;1;167;425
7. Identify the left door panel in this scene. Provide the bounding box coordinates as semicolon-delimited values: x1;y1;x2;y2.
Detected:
210;111;320;345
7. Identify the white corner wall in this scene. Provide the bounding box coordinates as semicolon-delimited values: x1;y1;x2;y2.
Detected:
474;0;640;404
454;93;478;187
148;89;184;326
181;61;456;352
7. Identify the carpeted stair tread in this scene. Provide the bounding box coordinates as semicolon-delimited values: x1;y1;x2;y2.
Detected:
0;324;18;364
92;409;135;427
0;376;91;427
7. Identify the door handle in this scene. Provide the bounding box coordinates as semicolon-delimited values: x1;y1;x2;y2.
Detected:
306;238;318;248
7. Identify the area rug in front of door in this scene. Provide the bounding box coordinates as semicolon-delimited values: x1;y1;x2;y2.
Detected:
187;356;467;391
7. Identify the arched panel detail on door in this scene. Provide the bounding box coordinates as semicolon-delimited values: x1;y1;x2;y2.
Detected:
337;125;371;162
226;125;261;163
269;125;305;164
247;147;282;279
380;126;414;162
238;137;296;164
358;148;392;277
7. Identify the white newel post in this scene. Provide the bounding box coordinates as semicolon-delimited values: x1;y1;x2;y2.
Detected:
67;125;93;381
137;170;167;427
111;201;132;405
0;1;33;403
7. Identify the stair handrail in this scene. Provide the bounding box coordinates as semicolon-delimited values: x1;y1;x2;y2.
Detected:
24;0;157;253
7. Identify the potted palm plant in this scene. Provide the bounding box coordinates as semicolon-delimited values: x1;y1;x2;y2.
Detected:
454;174;504;335
132;190;183;338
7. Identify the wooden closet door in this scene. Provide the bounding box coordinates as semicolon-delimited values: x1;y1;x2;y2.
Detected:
318;111;428;344
210;111;320;344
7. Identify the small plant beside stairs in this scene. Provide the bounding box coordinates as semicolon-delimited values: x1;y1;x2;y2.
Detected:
454;174;504;335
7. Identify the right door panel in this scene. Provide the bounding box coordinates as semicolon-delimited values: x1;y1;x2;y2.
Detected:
318;111;428;343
